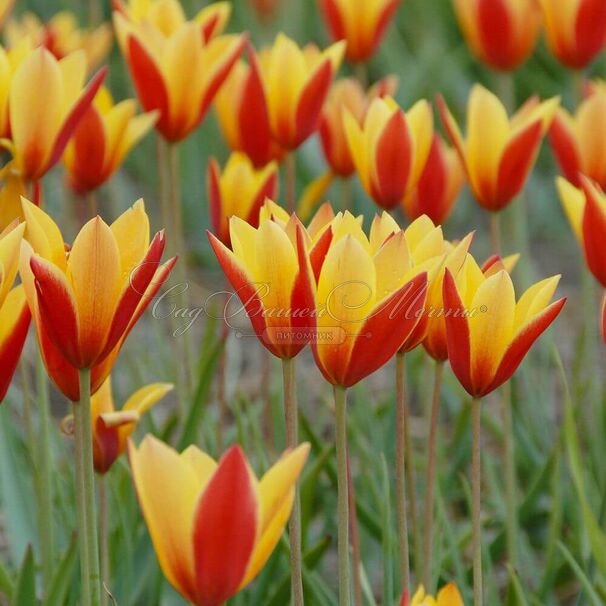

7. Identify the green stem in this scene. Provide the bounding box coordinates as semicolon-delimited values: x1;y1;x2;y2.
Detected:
286;153;296;213
85;191;98;219
334;385;351;606
36;351;54;592
282;357;304;606
354;62;368;88
489;212;501;257
502;382;518;568
395;353;411;592
422;361;444;590
99;475;109;606
472;398;483;606
74;369;101;606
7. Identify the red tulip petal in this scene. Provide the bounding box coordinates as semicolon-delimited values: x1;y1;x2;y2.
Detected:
127;36;171;139
343;272;428;388
309;227;333;284
371;109;412;209
207;232;272;355
574;0;606;69
549;114;582;187
193;446;259;606
245;171;278;229
47;67;107;173
495;119;542;210
207;158;224;243
31;256;82;368
581;178;606;287
486;298;566;395
370;0;400;60
477;0;515;69
442;269;474;395
294;59;333;149
319;0;345;43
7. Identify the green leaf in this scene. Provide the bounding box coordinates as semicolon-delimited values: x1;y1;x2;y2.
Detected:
0;558;14;601
557;542;602;606
504;565;530;606
13;545;37;606
45;533;77;606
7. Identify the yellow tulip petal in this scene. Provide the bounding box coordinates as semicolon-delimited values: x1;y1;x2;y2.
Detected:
110;199;150;281
556;176;584;242
21;197;67;269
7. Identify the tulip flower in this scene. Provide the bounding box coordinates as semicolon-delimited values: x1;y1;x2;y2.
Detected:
214;46;285;168
538;0;606;69
453;0;541;71
207;152;278;246
113;0;231;41
319;0;400;63
401;583;464;606
208;205;315;360
5;11;113;72
129;435;309;606
114;11;246;143
7;47;106;182
19;197;176;401
549;89;606;189
261;34;345;151
438;85;559;212
443;259;565;399
403;134;465;225
87;377;172;474
344;96;433;210
0;223;30;402
63;87;158;194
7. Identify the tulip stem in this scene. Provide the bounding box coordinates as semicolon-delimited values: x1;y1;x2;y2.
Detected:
36;350;54;593
286;153;296;213
85;191;98;219
502;381;518;568
282;357;304;606
334;385;351;606
355;63;368;88
74;369;101;606
347;452;363;606
489;212;501;257
471;397;483;606
395;352;411;593
99;475;109;606
422;360;444;590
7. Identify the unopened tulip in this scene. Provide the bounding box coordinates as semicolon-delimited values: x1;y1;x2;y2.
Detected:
403;134;464;224
345;96;433;210
319;0;400;63
442;257;565;398
63;88;158;194
113;0;231;41
214;46;285;168
0;223;30;402
550;89;606;189
8;47;106;182
401;582;464;606
5;11;112;72
114;11;245;143
261;34;345;150
19;198;176;401
207;152;278;246
88;378;172;473
453;0;541;70
320;76;398;177
208;203;315;360
538;0;606;69
311;212;429;387
438;85;559;211
129;435;309;606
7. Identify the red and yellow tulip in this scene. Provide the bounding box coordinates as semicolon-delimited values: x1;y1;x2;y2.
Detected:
401;582;464;606
319;0;400;63
129;435;309;606
19;198;176;401
403;134;465;225
208;202;315;360
538;0;606;69
7;47;106;182
453;0;541;70
0;223;30;402
207;152;278;246
311;212;429;387
113;9;245;143
5;11;113;72
442;255;565;397
63;87;158;194
438;85;559;211
89;377;172;474
113;0;231;41
344;96;433;210
549;88;606;189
